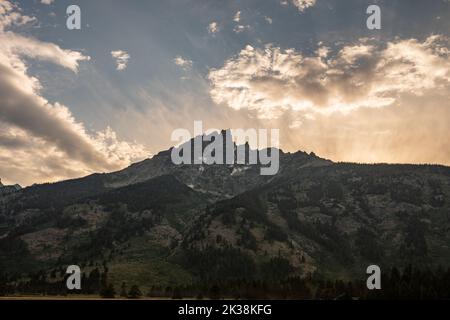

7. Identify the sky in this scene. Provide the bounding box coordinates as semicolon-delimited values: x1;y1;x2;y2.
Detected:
0;0;449;186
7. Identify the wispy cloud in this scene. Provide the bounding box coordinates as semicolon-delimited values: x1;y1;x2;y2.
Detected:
174;55;193;70
111;50;130;71
233;24;250;33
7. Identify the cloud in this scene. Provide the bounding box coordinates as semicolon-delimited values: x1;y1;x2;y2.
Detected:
233;25;250;34
208;35;450;166
111;50;130;71
291;0;316;12
174;55;193;70
0;1;148;185
264;16;273;24
208;21;219;34
208;36;450;119
0;125;147;186
2;32;89;71
41;0;55;5
0;1;36;30
232;11;250;33
233;11;241;22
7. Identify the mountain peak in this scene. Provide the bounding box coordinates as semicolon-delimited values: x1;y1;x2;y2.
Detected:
0;178;21;194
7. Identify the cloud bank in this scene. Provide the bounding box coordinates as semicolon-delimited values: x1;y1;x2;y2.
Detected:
209;36;450;119
0;2;148;185
208;36;450;166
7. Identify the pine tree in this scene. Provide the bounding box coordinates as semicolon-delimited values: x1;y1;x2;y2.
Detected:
100;283;116;298
120;282;127;298
128;285;142;299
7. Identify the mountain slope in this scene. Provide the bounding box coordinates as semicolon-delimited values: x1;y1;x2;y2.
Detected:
179;163;450;281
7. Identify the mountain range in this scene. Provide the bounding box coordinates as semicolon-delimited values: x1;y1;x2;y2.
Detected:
1;130;450;298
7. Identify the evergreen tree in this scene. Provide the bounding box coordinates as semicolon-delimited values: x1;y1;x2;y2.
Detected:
120;282;127;298
100;283;116;298
128;285;142;299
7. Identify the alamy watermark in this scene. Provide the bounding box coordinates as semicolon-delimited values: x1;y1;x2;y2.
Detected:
66;5;81;30
170;121;280;175
366;5;381;30
66;265;81;290
366;264;381;290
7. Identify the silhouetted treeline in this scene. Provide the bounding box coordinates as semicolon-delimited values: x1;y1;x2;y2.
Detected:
2;264;450;299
